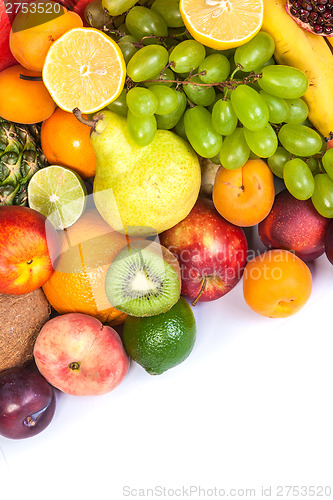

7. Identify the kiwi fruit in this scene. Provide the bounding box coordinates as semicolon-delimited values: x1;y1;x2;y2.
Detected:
105;240;181;317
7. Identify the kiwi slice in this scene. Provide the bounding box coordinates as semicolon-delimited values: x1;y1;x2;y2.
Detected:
105;240;181;317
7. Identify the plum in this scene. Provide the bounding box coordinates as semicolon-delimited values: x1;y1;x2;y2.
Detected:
325;220;333;266
0;363;56;439
258;189;330;262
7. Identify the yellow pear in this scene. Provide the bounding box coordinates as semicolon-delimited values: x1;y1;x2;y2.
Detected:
92;110;201;236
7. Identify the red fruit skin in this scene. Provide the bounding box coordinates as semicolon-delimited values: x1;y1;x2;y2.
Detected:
159;197;248;304
0;206;59;295
325;220;333;265
258;189;330;262
0;0;18;72
327;139;333;150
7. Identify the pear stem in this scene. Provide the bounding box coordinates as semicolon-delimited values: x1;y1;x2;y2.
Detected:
72;108;99;130
191;276;208;307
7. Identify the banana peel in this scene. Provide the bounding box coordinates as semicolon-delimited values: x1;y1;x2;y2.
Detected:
262;0;333;139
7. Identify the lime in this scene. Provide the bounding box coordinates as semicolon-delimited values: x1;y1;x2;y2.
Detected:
123;297;196;375
28;165;87;229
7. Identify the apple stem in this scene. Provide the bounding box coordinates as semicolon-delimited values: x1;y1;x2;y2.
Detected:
191;276;207;307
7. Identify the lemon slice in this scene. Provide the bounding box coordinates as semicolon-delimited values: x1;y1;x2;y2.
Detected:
28;165;87;229
42;27;126;113
179;0;264;50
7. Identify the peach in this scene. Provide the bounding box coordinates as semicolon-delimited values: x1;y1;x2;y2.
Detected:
243;249;312;318
212;159;275;227
33;313;130;396
258;189;330;262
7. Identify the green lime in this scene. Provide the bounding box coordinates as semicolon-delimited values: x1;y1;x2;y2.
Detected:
28;165;87;230
123;297;196;375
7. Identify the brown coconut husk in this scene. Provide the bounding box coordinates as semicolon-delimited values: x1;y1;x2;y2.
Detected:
0;288;51;373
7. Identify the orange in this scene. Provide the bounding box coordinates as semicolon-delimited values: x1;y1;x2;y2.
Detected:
212;159;275;227
42;27;126;113
42;209;130;325
243;249;312;318
179;0;263;50
0;64;56;124
41;108;96;179
10;1;83;72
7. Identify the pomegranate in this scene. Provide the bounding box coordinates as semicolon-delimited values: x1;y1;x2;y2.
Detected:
285;0;333;35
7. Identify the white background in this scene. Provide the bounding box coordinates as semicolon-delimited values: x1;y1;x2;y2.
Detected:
1;225;333;500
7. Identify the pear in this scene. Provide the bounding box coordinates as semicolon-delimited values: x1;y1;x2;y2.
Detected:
91;110;201;236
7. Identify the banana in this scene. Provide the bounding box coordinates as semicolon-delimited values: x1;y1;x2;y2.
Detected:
262;0;333;138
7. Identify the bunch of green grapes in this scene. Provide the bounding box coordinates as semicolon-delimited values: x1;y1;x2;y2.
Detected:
97;0;333;217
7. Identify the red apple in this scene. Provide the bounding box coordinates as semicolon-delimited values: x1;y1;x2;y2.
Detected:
325;220;333;266
258;189;330;262
34;313;130;396
0;206;58;295
159;197;248;304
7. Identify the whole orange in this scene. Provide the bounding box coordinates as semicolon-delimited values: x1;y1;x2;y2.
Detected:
10;1;83;72
42;209;130;325
41;108;96;179
212;159;275;227
243;249;312;318
0;64;56;124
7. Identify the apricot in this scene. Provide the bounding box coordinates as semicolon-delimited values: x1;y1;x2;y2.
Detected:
9;1;83;72
243;249;312;318
258;189;330;262
212;159;275;227
0;64;56;124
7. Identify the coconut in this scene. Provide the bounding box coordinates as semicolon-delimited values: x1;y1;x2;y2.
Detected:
0;288;51;373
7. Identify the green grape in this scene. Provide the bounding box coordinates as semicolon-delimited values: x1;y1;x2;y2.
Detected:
278;124;322;156
125;6;168;44
252;56;275;73
126;45;169;82
184;106;222;158
156;90;187;130
211;99;238;136
126;87;158;117
258;65;309;99
306;157;320;174
219;128;250;170
322;148;333;179
285;98;309;124
169;40;206;73
106;89;128;116
183;76;216;107
249;151;260;159
117;35;139;65
234;32;275;73
117;24;130;36
267;146;292;178
102;0;137;16
151;0;184;28
174;113;187;141
208;92;224;112
230;85;269;131
198;54;230;84
205;47;235;58
283;158;315;200
243;123;278;158
210;153;221;164
259;91;289;124
311;173;333;217
127;111;157;146
149;85;178;115
144;67;175;88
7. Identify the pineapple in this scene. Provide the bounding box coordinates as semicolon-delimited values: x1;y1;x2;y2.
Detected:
0;118;48;206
